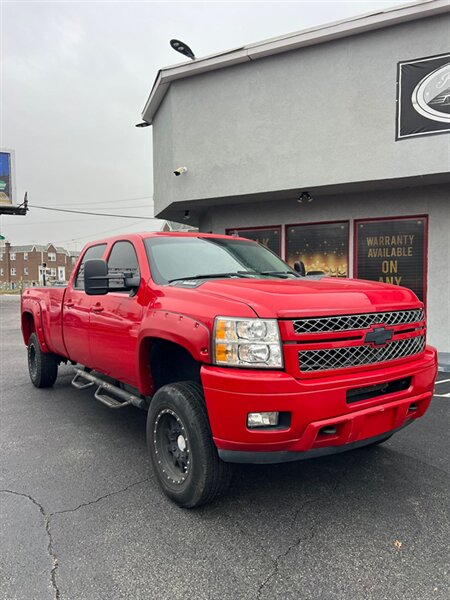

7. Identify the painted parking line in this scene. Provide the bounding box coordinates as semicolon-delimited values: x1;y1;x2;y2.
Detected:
433;378;450;398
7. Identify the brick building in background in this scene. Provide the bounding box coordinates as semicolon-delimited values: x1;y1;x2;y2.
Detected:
0;241;79;289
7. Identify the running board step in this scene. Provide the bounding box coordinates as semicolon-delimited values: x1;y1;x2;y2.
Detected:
71;368;147;410
72;371;95;390
94;385;132;409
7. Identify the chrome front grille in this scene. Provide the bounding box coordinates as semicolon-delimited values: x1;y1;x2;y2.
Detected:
293;309;424;335
298;335;425;372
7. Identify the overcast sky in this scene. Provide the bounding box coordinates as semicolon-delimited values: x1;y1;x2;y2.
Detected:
1;0;411;250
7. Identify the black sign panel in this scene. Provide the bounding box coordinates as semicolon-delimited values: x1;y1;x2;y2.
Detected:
397;53;450;139
286;222;349;277
226;227;281;255
355;217;426;302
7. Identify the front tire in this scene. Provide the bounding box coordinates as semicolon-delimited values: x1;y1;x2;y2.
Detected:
147;382;233;508
27;332;58;388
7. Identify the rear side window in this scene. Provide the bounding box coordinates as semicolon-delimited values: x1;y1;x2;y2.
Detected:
74;244;107;289
107;241;140;291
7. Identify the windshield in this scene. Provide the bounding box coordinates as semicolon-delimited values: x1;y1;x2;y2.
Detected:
144;236;299;284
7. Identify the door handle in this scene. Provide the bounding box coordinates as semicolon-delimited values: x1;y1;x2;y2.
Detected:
64;301;74;308
92;305;104;313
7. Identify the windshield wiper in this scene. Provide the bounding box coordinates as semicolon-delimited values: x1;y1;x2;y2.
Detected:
250;270;301;279
168;270;300;283
168;272;252;283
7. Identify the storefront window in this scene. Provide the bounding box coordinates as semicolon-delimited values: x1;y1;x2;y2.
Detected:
286;222;349;277
226;226;281;255
355;217;427;302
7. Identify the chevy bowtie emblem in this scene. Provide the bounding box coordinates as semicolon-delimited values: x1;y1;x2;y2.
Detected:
364;326;393;346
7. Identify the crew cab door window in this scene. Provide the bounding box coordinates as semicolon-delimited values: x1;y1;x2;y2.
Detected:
74;244;107;289
107;241;140;291
89;240;143;386
64;243;106;368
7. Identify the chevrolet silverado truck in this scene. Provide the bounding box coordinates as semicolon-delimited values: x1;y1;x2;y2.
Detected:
21;232;437;507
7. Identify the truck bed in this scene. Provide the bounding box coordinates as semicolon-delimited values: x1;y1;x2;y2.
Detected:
22;287;68;357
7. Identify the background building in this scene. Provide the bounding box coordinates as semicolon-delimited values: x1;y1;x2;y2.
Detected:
161;220;198;233
0;241;79;289
142;0;450;358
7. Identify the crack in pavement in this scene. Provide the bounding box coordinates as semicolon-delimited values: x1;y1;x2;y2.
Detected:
51;477;150;516
256;498;317;600
331;454;357;494
0;489;60;600
255;460;359;600
0;477;150;599
255;451;395;599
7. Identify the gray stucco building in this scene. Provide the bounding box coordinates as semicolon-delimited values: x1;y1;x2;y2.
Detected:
141;0;450;357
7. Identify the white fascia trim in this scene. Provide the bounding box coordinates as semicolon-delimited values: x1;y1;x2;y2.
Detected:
141;0;449;124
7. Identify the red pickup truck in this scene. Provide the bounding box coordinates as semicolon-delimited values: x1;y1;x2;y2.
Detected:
21;232;437;507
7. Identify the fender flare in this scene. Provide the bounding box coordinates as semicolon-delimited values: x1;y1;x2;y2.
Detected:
21;298;49;352
137;310;211;395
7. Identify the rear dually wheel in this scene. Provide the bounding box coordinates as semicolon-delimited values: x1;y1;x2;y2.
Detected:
27;332;58;388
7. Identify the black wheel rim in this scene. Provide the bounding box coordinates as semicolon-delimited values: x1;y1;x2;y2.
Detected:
29;343;37;379
153;408;190;485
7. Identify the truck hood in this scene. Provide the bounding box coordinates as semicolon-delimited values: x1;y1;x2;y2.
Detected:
195;277;421;318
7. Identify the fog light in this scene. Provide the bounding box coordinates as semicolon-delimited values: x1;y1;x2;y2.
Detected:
247;412;279;428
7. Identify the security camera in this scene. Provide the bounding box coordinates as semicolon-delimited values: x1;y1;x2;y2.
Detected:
173;166;188;176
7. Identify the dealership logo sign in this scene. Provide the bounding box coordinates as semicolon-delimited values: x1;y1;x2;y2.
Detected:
412;63;450;123
397;53;450;139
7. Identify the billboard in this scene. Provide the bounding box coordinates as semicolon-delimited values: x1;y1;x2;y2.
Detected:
0;150;14;205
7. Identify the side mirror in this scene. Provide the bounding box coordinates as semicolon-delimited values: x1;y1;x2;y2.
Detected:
84;259;108;295
122;272;141;290
116;272;141;296
294;261;306;277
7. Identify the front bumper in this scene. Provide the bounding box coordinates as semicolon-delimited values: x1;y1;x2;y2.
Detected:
201;346;437;463
218;424;410;464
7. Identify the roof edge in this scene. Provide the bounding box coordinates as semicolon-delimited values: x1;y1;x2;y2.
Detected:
141;0;449;124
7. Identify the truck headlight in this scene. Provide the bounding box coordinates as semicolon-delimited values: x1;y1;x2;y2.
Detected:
213;317;283;368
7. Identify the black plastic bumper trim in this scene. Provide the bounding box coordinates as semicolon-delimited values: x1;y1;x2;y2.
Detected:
218;423;411;464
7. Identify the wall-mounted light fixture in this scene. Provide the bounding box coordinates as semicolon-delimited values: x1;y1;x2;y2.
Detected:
297;191;313;204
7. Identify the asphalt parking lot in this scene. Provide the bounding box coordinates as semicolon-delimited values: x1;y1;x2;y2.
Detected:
1;294;449;600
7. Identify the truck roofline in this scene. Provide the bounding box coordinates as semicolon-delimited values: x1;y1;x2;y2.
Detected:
80;231;255;250
138;231;251;241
